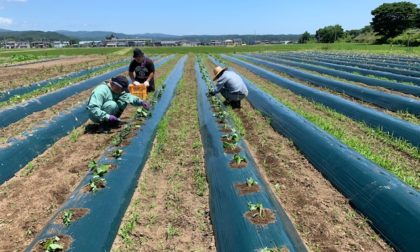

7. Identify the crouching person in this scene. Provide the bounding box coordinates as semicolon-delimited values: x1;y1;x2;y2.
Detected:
86;75;150;127
208;66;248;109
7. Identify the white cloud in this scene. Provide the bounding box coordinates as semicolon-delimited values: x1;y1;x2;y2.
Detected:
0;17;13;25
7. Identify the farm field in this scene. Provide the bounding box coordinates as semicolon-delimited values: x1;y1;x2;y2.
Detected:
0;46;419;251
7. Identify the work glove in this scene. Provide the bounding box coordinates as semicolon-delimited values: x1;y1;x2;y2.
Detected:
133;81;141;86
141;101;151;110
144;80;150;87
108;115;119;122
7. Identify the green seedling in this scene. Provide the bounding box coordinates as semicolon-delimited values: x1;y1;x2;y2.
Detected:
222;132;240;143
43;236;64;252
223;141;237;150
112;149;123;158
233;154;247;164
62;210;74;226
88;160;97;171
157;89;163;98
89;175;106;192
136;107;150;118
93;164;111;177
246;177;258;187
248;202;265;218
214;111;228;122
112;125;132;146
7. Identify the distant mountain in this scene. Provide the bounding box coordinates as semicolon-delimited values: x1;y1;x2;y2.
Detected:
56;30;179;41
0;30;72;41
55;30;300;43
0;29;300;43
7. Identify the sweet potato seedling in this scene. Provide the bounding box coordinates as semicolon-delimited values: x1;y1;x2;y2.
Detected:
233;154;247;165
223;141;238;150
89;175;106;192
93;164;111;177
222;131;240;143
43;236;64;252
62;209;74;226
246;177;258;187
112;149;123;158
88;160;97;171
248;202;265;218
214;111;228;122
136;107;150;118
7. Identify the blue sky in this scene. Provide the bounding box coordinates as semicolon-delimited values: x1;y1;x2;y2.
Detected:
0;0;418;35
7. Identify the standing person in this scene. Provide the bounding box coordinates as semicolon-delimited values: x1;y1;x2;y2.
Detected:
86;75;150;126
208;66;248;109
128;48;155;92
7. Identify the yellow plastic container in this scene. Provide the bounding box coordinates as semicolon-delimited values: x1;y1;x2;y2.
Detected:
128;83;147;100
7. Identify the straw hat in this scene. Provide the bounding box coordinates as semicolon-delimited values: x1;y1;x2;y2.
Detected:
213;66;228;81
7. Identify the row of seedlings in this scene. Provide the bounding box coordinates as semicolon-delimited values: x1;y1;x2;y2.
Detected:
196;57;306;251
209;55;420;251
25;56;187;252
0;55;174;185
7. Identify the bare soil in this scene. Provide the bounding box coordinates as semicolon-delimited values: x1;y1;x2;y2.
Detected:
111;56;215;251
0;60;177;251
235;183;260;195
0;55;125;91
229;160;248;169
245;209;276;225
223;146;241;154
54;208;90;226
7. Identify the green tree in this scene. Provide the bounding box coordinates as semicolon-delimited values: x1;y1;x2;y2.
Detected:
416;9;420;28
371;2;418;40
315;25;344;43
298;31;311;43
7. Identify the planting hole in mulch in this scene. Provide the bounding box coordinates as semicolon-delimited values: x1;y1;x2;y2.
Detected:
82;179;106;193
33;234;72;252
235;183;260;195
221;137;236;144
219;128;232;133
224;146;241;154
229;160;248;168
54;208;90;226
245;209;276;225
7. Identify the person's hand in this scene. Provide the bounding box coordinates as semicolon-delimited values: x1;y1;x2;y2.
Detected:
207;90;215;97
141;101;151;110
144;80;150;87
133;81;141;86
108;115;119;122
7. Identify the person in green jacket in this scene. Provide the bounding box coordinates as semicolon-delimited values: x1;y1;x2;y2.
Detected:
86;75;150;125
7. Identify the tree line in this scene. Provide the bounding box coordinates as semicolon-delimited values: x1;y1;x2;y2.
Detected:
299;1;420;46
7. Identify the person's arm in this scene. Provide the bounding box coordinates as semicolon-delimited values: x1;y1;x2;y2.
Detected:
128;61;136;82
118;92;144;107
129;71;135;82
86;89;110;122
144;60;155;86
146;71;154;83
213;77;227;94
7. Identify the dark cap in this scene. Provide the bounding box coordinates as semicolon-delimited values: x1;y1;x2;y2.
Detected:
133;48;144;58
111;75;129;90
